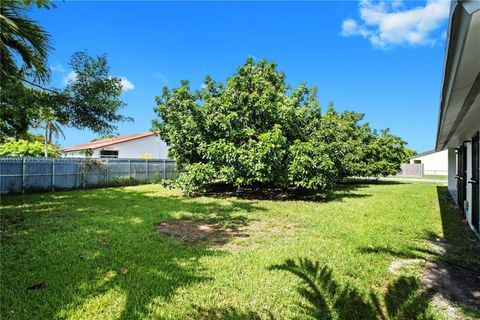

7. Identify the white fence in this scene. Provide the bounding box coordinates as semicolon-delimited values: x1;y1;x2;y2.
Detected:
0;157;178;195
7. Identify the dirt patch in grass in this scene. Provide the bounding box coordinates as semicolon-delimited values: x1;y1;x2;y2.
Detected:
155;219;298;248
422;260;480;314
388;259;424;275
155;220;240;246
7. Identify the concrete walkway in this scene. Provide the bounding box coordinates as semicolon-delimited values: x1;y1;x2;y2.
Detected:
381;177;448;184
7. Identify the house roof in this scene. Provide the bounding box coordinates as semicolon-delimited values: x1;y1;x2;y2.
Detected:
409;149;447;160
61;132;155;152
409;150;436;159
436;0;480;150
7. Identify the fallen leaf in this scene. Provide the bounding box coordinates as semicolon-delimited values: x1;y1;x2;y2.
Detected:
120;268;128;274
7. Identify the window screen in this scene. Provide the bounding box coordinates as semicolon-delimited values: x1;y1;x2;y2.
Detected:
100;150;119;158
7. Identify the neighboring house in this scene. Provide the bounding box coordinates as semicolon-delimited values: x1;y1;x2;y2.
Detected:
436;1;479;236
409;150;448;175
61;132;170;159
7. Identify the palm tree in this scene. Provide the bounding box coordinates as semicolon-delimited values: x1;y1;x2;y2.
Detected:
34;107;65;157
0;1;52;84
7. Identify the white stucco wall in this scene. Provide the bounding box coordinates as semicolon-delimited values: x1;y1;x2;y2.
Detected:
410;150;448;175
61;135;170;159
95;135;169;159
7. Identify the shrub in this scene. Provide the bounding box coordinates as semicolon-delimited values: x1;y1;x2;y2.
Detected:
111;176;139;186
0;139;59;157
176;163;216;195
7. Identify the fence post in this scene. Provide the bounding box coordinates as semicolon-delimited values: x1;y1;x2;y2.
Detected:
105;159;109;188
82;159;86;189
146;158;149;183
51;158;55;192
163;159;166;180
22;158;26;194
128;158;131;179
133;160;136;180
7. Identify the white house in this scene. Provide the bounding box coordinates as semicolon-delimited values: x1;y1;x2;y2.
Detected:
61;132;170;159
409;150;448;175
436;0;479;236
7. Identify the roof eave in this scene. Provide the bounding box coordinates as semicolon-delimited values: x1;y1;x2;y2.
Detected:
60;132;156;152
436;0;480;151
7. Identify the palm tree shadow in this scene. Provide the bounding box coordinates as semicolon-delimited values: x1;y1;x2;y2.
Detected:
270;258;434;320
2;187;263;320
190;305;272;320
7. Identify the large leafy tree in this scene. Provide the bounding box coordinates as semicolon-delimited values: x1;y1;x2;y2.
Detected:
0;79;41;139
1;2;130;150
62;52;131;133
153;58;408;194
1;51;131;143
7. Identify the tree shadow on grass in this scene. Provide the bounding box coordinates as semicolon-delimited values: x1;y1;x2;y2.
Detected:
357;245;439;261
435;186;480;263
189;305;271;320
0;187;263;319
199;182;373;203
270;258;434;320
354;187;480;316
429;187;480;313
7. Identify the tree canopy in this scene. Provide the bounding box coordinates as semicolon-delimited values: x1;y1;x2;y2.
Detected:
1;51;130;143
153;58;408;194
0;2;130;153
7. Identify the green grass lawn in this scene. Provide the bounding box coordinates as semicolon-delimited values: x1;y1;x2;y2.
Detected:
390;175;448;180
423;175;448;180
1;182;477;319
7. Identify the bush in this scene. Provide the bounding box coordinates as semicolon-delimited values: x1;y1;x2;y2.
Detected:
176;163;216;195
111;176;139;187
153;58;408;194
0;139;59;157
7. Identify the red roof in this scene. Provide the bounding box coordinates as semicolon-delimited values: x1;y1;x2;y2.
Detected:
61;132;155;152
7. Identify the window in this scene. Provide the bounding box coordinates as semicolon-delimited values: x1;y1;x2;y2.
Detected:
100;150;119;158
413;160;421;164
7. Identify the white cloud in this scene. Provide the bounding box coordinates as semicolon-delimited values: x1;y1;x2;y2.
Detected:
63;71;77;85
341;0;450;48
342;19;370;37
119;76;134;92
50;64;66;73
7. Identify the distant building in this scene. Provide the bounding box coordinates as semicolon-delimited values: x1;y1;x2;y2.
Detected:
409;150;448;176
436;1;479;236
60;132;170;159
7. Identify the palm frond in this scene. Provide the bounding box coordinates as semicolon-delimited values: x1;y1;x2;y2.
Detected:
0;1;52;83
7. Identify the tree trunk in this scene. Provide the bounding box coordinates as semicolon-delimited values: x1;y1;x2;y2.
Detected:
44;125;48;157
48;128;52;144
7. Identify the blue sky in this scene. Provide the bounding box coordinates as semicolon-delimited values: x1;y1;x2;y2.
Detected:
32;0;450;152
